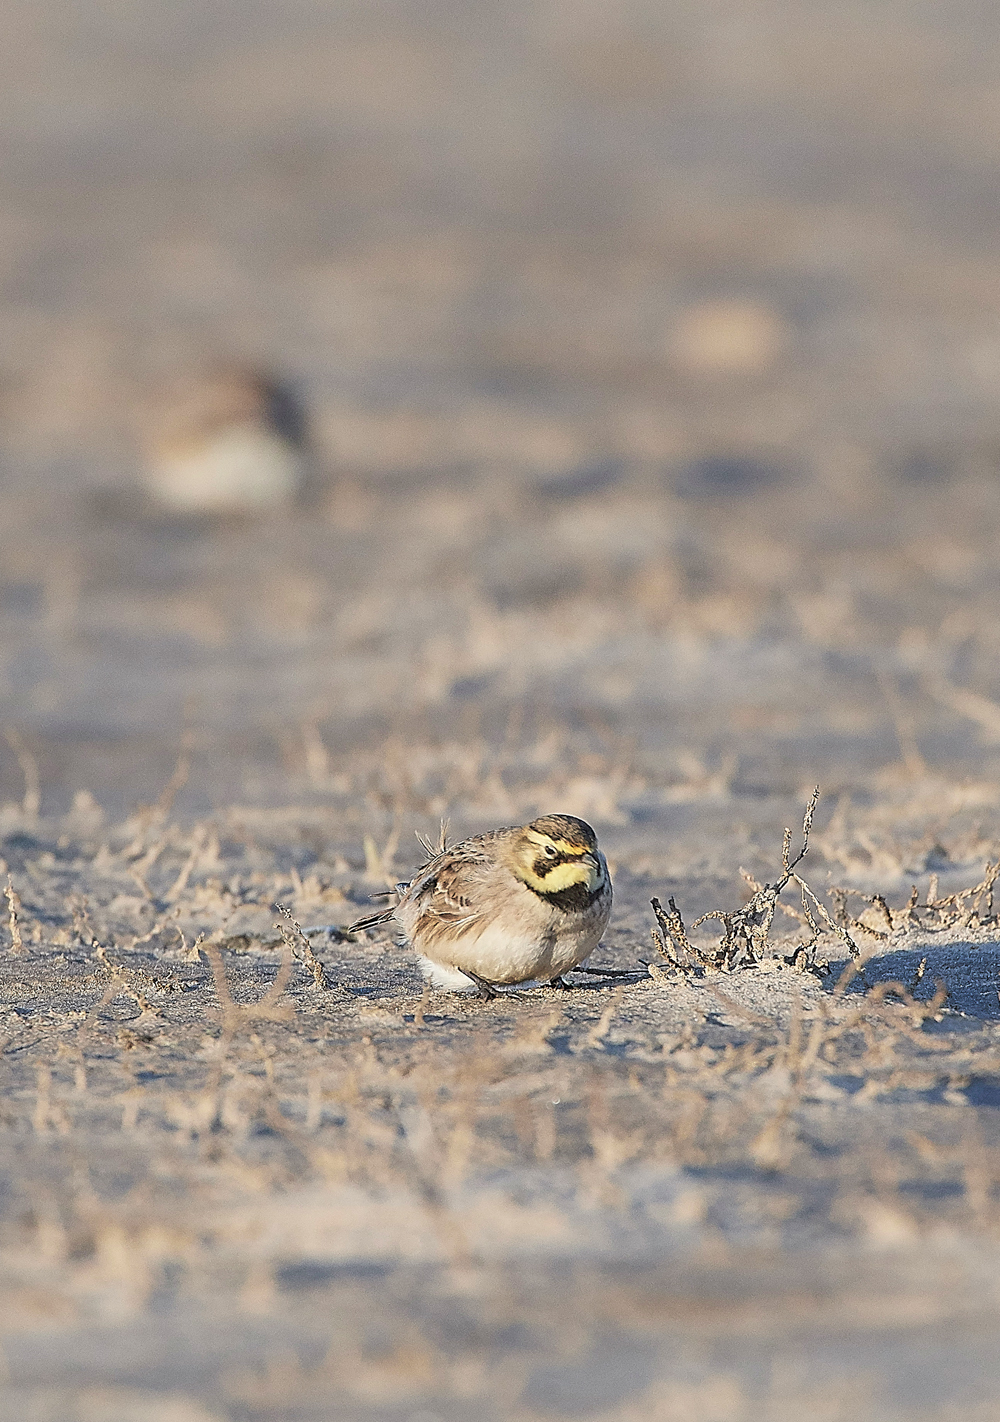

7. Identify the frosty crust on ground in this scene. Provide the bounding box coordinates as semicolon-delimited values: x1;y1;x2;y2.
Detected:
3;786;1000;1416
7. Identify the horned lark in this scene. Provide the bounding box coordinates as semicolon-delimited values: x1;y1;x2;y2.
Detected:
352;814;612;997
140;365;307;514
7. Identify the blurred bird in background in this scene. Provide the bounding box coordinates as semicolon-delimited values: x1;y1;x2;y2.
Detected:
139;365;309;515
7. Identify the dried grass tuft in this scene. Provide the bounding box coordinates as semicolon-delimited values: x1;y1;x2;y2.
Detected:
650;789;858;977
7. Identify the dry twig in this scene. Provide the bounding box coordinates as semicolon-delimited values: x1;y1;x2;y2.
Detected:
275;901;331;990
651;788;856;977
5;875;23;956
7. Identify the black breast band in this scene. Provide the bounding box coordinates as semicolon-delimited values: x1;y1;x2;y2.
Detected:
533;882;599;914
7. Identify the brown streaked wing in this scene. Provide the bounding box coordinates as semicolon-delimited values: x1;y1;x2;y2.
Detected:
409;846;494;942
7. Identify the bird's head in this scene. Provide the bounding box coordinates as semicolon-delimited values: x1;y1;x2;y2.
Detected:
509;814;605;897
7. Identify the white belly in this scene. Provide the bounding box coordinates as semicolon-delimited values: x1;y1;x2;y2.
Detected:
415;910;608;989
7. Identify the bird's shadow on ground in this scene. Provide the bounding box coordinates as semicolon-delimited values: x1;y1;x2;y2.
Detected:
348;965;631;1005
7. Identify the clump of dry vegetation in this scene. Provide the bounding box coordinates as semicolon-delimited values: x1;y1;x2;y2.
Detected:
1;753;1000;1415
649;788;858;978
0;776;997;1226
828;860;1000;940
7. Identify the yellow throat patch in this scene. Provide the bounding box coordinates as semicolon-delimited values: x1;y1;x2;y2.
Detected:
516;827;601;895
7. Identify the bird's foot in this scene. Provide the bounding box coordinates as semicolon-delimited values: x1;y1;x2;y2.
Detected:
464;971;499;1000
548;975;572;990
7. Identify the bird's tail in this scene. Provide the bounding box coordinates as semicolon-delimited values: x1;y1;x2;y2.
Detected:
349;882;410;934
349;906;395;932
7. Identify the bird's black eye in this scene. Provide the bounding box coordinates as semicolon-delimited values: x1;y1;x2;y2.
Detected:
544;844;558;859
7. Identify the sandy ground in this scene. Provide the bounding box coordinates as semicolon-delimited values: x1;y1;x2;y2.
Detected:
4;2;1000;1418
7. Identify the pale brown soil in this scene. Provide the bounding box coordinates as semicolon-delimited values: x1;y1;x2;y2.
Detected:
4;3;1000;1419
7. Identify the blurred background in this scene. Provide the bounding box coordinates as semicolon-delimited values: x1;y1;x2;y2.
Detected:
2;0;1000;819
7;9;1000;1419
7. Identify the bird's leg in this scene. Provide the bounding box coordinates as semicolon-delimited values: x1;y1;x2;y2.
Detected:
464;971;498;1000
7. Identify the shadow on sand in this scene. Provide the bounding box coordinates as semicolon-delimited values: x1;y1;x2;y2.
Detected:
834;940;1000;1022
